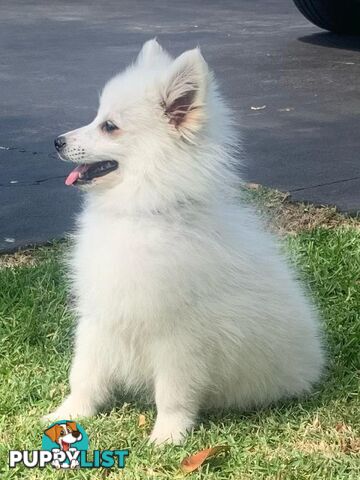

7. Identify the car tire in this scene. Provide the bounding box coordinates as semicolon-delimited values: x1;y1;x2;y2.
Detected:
293;0;360;34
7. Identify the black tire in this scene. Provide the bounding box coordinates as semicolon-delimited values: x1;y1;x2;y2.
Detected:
293;0;360;34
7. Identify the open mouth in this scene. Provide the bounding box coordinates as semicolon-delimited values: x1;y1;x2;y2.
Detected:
59;439;71;451
65;160;118;186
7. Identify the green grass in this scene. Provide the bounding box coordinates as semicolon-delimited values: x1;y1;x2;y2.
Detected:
0;227;359;479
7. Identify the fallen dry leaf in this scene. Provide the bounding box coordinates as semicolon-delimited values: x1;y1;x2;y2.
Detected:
335;422;351;433
138;414;146;427
180;446;230;473
339;436;360;454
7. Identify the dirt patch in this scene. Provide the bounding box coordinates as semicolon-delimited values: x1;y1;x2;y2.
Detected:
243;184;360;235
296;418;360;457
0;249;38;269
245;418;360;461
0;241;65;269
296;434;360;457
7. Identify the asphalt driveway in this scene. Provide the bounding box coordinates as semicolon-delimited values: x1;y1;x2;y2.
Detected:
1;0;360;251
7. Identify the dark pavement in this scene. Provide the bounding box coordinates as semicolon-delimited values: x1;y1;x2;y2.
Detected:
1;0;360;252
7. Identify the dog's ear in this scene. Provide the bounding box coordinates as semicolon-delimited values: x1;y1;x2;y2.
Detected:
136;39;171;67
44;424;60;443
161;48;208;140
66;421;77;432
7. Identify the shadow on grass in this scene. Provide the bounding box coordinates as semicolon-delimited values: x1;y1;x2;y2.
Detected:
102;368;343;437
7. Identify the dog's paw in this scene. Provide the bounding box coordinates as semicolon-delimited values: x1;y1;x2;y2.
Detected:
148;431;183;446
149;414;193;446
70;459;80;469
42;395;95;424
42;411;64;424
51;460;61;469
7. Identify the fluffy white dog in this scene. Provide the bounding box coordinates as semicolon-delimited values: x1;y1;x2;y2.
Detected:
45;40;324;445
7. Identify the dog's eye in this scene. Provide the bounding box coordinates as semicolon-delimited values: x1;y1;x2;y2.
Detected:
60;429;65;436
101;120;119;133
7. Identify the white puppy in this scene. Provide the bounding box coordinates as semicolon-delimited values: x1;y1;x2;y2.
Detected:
45;40;324;445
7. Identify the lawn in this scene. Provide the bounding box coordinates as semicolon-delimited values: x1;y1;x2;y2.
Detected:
0;190;359;479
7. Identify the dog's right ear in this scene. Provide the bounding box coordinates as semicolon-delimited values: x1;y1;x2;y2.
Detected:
44;424;60;443
161;48;209;141
136;39;171;67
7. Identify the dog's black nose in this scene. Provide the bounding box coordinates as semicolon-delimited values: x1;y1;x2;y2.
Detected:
72;430;81;438
54;136;66;151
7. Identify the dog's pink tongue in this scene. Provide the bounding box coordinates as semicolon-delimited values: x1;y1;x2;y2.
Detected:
62;441;70;451
65;164;88;186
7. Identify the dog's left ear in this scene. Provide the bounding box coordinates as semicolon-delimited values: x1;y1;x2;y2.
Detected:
136;39;171;67
161;48;208;140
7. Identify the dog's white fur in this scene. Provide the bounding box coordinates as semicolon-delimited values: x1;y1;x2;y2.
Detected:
44;40;324;444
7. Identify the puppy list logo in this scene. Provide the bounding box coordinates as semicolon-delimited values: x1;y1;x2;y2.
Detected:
9;420;129;470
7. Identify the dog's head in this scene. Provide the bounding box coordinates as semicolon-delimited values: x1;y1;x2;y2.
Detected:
44;421;82;451
56;39;234;210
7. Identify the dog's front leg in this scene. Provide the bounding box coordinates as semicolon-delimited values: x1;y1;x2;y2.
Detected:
43;320;111;423
149;345;200;445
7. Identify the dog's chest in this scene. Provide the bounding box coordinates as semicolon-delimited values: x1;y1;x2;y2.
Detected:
71;212;199;326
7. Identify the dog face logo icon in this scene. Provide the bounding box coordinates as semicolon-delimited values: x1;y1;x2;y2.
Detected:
44;421;82;451
42;420;88;469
